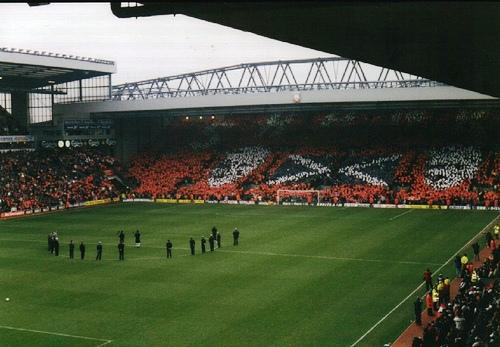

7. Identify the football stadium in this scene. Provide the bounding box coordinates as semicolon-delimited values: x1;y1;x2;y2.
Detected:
0;3;499;347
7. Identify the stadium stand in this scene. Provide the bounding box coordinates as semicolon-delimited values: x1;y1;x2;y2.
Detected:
411;246;499;347
0;148;119;212
0;110;497;213
124;111;499;208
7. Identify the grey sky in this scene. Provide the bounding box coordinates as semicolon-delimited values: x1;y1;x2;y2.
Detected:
0;3;333;85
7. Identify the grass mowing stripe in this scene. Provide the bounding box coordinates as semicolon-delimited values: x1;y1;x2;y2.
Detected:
0;238;441;266
349;213;499;347
0;324;112;346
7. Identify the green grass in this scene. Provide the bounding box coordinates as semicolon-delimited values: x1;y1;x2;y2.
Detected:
0;203;497;347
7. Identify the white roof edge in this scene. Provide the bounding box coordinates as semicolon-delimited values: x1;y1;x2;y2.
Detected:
0;50;116;74
54;86;497;115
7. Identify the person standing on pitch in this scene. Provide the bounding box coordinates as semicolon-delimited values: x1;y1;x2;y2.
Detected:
211;226;217;242
69;240;75;259
48;233;53;252
54;236;60;256
201;236;206;253
216;231;221;248
49;232;55;254
134;229;141;248
118;241;125;261
189;237;196;255
233;227;240;246
96;241;103;261
166;240;173;258
79;241;86;260
118;230;125;244
208;234;215;252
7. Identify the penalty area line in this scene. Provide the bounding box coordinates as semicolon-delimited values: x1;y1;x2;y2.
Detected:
349;213;499;347
0;324;112;346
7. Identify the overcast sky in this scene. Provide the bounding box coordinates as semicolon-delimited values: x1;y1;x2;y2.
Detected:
0;3;334;85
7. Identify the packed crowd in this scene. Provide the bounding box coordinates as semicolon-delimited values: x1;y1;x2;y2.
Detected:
125;111;499;207
413;231;499;347
0;148;119;212
1;110;497;212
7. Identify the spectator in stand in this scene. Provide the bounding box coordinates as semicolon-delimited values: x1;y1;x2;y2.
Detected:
460;253;469;277
432;286;439;311
411;240;500;346
414;296;423;325
454;255;462;276
472;242;480;261
423;268;433;292
0;148;119;213
485;230;493;248
426;291;434;317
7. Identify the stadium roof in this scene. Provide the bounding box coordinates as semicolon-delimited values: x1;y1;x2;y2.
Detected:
0;47;116;93
110;2;500;98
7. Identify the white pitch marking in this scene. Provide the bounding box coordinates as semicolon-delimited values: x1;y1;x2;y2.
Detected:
0;239;439;266
389;209;414;221
208;248;441;266
349;214;499;347
0;324;112;346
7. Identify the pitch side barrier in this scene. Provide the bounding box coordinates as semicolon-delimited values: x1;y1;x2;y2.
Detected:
124;198;500;211
2;198;498;220
0;198;121;219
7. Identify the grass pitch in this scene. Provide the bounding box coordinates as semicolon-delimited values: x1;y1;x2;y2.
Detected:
0;203;497;347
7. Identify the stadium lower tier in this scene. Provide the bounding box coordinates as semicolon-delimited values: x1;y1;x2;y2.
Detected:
0;148;120;212
0;144;497;213
125;145;499;208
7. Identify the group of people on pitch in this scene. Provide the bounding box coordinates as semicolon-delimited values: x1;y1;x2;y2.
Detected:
47;227;241;260
47;229;141;261
179;226;241;257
